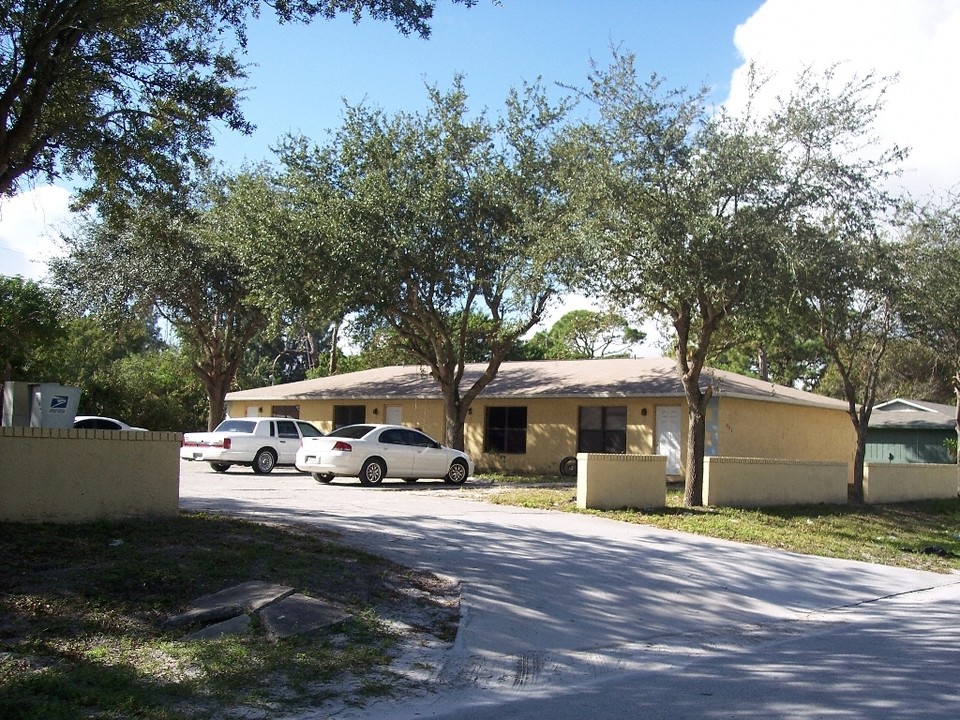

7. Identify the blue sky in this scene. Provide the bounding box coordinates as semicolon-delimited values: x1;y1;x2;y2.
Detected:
215;0;762;166
4;0;960;303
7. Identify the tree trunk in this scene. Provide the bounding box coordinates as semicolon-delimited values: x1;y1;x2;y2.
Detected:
953;374;959;491
683;400;708;508
207;390;226;432
441;385;466;450
850;426;867;504
847;403;871;504
195;369;232;431
757;345;770;383
679;372;711;508
327;323;339;375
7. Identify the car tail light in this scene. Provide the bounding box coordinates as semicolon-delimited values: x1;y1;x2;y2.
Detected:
332;441;352;451
221;438;231;449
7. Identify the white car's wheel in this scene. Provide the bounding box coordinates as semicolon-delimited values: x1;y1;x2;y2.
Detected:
359;458;385;486
444;459;469;485
210;462;230;473
312;473;333;483
252;448;276;474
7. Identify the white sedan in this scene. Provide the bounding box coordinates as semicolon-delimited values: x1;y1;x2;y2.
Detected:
296;424;473;486
74;416;148;431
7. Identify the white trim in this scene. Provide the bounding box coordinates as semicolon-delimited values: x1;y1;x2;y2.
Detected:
874;398;936;413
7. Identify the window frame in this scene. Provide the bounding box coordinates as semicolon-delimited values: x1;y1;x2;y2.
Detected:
484;406;528;454
577;405;627;454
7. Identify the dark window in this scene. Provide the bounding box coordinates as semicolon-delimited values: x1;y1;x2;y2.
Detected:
333;405;366;429
379;428;406;445
271;405;300;419
214;420;257;433
578;406;627;454
296;421;322;438
403;429;437;447
485;406;527;454
276;420;300;439
329;424;376;439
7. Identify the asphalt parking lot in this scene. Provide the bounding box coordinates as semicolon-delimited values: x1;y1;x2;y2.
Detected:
179;461;960;719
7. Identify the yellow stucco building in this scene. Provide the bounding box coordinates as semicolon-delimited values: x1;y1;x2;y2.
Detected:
224;358;856;478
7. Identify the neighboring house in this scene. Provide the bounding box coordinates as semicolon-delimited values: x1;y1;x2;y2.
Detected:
867;398;957;465
224;357;855;477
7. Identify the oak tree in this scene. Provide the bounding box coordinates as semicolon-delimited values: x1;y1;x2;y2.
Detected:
0;0;475;205
564;53;904;506
50;174;270;429
277;79;572;448
900;196;960;467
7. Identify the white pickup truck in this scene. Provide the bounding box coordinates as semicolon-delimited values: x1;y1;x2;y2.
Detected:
180;417;324;474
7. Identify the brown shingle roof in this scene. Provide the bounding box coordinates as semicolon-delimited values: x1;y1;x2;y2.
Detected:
226;357;848;410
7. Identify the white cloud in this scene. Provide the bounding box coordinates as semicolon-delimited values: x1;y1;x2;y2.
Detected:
0;185;74;281
729;0;960;198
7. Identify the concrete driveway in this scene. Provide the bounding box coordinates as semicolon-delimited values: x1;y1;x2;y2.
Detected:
178;463;960;719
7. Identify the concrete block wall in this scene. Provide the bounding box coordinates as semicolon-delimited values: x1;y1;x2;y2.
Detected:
576;453;667;510
704;457;848;507
0;427;182;523
863;463;959;504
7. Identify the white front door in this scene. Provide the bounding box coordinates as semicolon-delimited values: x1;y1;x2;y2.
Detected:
656;406;682;476
385;406;403;425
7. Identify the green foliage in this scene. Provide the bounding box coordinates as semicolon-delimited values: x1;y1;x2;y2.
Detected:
900;194;960;366
237;324;341;387
945;438;957;462
480;486;960;574
874;338;954;405
271;77;574;445
50;173;271;428
561;52;905;506
0;0;474;203
0;514;450;718
0;275;63;382
524;309;645;360
25;312;206;430
110;350;207;431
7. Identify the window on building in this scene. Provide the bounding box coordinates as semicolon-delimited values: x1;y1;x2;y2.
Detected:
271;405;300;419
485;406;528;454
333;405;366;429
578;406;627;454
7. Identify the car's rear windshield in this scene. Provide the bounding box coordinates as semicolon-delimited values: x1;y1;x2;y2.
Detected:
214;420;257;433
328;425;375;439
297;422;323;437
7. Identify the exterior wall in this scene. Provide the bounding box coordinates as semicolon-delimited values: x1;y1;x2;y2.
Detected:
230;396;667;476
0;427;181;523
863;463;960;504
229;393;855;480
227;399;446;441
465;397;663;475
866;429;954;465
576;453;667;510
703;457;848;507
717;397;855;472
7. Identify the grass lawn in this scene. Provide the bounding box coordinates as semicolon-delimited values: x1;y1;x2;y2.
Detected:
0;513;458;720
3;479;958;719
470;476;960;574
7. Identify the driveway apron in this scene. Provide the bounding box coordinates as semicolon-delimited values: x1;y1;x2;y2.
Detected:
179;464;960;719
